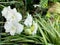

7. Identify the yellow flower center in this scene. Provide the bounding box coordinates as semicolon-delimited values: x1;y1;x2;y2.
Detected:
12;15;16;20
12;26;16;30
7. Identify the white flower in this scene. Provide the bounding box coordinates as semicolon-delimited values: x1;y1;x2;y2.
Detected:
25;21;38;35
24;13;33;27
24;13;38;35
2;6;22;22
4;22;23;35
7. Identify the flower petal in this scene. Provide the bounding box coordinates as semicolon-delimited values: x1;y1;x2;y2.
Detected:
1;6;11;18
10;30;16;35
4;22;12;32
16;23;23;34
15;12;22;22
24;14;33;27
32;21;38;35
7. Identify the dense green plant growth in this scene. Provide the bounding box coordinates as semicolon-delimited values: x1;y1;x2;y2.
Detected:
0;0;60;45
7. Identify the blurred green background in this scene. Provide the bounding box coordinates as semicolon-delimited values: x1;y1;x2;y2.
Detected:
0;0;60;45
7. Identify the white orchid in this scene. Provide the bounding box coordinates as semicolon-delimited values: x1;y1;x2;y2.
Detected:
4;22;23;35
24;13;33;27
24;14;38;35
2;6;22;22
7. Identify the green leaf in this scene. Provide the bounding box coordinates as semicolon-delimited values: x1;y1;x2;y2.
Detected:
40;0;48;8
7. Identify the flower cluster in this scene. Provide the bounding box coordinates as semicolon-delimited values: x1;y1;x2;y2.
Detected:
2;6;23;35
2;6;38;36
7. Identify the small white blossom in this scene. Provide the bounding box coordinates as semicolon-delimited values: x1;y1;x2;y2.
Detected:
24;13;33;27
4;22;23;35
25;21;38;35
24;13;38;35
2;6;22;22
1;6;10;18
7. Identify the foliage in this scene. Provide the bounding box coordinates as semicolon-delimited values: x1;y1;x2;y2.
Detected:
0;0;60;45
